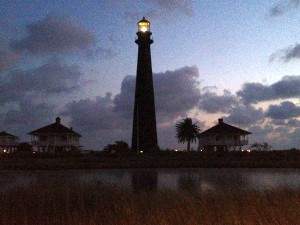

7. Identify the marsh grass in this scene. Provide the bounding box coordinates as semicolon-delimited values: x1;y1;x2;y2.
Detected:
0;180;299;225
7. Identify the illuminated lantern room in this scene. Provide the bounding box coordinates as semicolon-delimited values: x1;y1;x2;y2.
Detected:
138;17;150;33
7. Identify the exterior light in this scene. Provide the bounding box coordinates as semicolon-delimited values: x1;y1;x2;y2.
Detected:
3;149;6;153
140;150;143;154
138;17;150;33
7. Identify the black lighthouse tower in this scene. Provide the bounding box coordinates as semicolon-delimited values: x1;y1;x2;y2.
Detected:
131;17;158;153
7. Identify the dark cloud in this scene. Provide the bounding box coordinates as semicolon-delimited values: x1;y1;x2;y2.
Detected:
12;15;95;55
113;76;135;119
64;66;201;149
114;66;201;121
269;0;300;17
124;0;194;21
236;83;276;104
0;58;81;104
199;90;237;113
271;118;300;127
289;128;300;147
270;44;300;62
237;76;300;104
86;47;117;60
251;124;300;150
0;97;56;142
4;98;55;127
265;101;300;119
154;66;200;120
0;40;20;72
146;0;194;16
63;93;131;149
225;104;264;126
286;118;300;127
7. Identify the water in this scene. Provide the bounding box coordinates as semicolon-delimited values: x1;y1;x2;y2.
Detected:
1;168;300;192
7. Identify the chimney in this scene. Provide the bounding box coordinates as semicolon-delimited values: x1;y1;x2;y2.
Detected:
218;118;223;124
70;127;73;131
56;117;61;124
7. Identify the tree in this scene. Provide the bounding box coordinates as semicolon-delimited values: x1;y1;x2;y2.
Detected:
250;142;272;151
17;142;33;152
175;118;201;151
103;141;130;154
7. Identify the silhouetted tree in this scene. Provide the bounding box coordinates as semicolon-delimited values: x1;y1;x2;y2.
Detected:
103;141;130;153
17;142;33;152
250;142;272;151
176;118;201;151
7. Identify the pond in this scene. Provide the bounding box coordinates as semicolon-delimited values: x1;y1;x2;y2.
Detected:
1;168;300;192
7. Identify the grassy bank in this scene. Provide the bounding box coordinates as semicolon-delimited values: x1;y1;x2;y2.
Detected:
0;180;299;225
1;150;300;170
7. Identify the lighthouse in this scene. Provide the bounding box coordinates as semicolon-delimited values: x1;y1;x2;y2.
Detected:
131;17;158;153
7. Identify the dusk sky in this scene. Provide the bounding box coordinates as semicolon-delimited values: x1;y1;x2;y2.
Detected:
1;0;300;150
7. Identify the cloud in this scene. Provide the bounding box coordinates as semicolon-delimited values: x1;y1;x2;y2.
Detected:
4;97;55;127
0;97;56;141
0;58;81;104
271;118;300;127
237;76;300;104
269;0;300;17
114;66;201;121
12;15;95;55
86;47;117;60
124;0;194;21
64;66;201;149
154;66;200;120
286;118;300;127
63;93;132;149
0;40;20;72
270;44;300;62
225;104;265;126
146;0;194;16
199;90;238;113
265;101;300;119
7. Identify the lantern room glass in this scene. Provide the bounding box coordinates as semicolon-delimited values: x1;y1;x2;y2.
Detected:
138;17;150;32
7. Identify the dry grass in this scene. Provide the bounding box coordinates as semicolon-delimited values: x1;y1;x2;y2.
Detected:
0;180;299;225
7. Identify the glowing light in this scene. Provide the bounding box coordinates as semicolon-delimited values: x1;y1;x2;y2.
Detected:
140;150;143;153
140;26;147;32
138;18;150;32
3;149;7;153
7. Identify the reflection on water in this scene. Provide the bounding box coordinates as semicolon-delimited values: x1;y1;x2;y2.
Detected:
132;170;158;192
1;168;300;193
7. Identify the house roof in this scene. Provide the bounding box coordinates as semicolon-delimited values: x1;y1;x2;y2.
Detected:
199;119;251;136
28;117;82;137
0;131;18;138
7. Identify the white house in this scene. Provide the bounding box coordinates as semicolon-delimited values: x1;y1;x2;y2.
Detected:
198;119;251;152
28;117;82;153
0;131;19;153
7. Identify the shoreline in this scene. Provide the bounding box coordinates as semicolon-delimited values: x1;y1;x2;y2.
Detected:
1;150;300;170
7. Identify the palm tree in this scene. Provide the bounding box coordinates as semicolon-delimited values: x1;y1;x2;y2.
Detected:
175;117;201;151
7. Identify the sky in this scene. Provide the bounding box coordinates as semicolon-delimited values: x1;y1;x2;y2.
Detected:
1;0;300;150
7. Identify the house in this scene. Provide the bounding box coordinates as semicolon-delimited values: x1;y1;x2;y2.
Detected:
198;119;251;152
0;131;19;153
28;117;82;153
